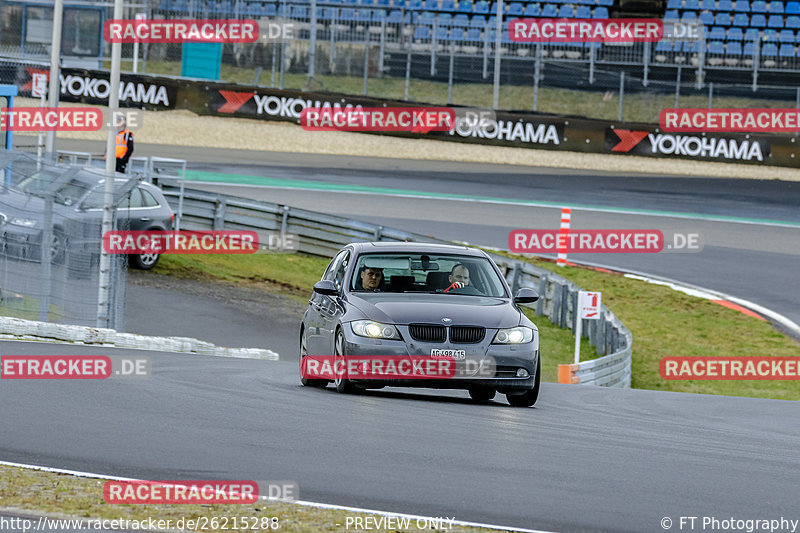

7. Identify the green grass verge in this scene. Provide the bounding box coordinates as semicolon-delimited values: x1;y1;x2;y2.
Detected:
135;60;793;124
0;465;508;533
1;295;62;322
156;252;800;400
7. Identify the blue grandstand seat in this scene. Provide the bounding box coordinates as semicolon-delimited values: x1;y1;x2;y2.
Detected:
439;13;453;24
424;0;438;9
393;0;406;7
733;12;749;23
718;0;733;9
408;0;422;9
377;0;391;6
728;41;744;53
769;0;785;11
470;14;486;26
763;27;778;37
417;11;435;23
779;42;795;53
751;13;767;24
342;0;358;6
743;40;755;53
728;26;745;37
684;41;699;51
682;10;698;20
667;0;682;7
356;9;372;21
473;0;490;13
594;6;609;16
734;0;750;10
779;28;796;39
507;2;524;15
686;0;700;8
664;9;680;19
340;8;355;19
414;26;431;38
768;13;784;25
542;3;558;16
597;0;613;6
716;12;732;24
656;40;673;51
456;0;472;12
762;41;779;53
743;26;760;36
388;10;409;22
709;26;727;38
264;4;277;16
524;3;541;15
447;27;466;40
441;0;455;9
579;0;595;5
292;5;308;17
702;0;716;8
453;13;470;25
700;10;715;23
465;28;482;40
277;4;291;17
708;40;726;52
372;10;386;21
787;14;800;26
751;0;767;10
788;1;800;12
576;5;592;17
559;4;574;16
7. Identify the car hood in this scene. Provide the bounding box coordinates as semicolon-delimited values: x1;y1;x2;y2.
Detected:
347;293;520;328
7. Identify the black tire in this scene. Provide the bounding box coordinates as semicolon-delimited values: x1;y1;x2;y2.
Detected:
300;327;329;388
129;251;160;270
468;387;496;403
506;361;541;408
333;328;357;394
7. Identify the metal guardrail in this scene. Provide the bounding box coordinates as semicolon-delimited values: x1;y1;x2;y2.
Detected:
159;183;633;388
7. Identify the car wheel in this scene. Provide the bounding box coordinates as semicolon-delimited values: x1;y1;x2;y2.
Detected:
129;252;160;270
300;327;328;388
506;361;541;408
468;387;496;403
333;328;357;394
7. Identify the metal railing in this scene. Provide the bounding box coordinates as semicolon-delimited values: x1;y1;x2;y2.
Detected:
159;183;632;387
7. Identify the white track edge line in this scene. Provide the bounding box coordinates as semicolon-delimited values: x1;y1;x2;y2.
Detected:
0;460;557;533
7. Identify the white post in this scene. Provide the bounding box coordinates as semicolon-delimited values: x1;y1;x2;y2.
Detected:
133;13;146;73
573;315;582;364
491;0;503;109
98;0;124;328
44;0;64;159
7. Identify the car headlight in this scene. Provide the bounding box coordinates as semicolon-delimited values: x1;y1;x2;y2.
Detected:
492;326;534;344
9;217;37;227
350;320;401;340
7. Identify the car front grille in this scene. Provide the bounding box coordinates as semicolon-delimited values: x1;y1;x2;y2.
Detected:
409;324;447;343
449;326;485;344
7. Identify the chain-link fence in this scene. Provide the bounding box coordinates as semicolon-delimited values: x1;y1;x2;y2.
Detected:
2;1;800;123
0;150;130;330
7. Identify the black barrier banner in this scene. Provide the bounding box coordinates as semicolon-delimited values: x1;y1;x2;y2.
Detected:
209;86;565;148
9;63;177;110
604;126;771;163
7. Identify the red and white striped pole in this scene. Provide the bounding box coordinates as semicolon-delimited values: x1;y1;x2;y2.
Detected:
557;207;571;267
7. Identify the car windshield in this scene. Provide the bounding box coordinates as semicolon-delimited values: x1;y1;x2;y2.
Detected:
17;174;95;206
350;253;507;297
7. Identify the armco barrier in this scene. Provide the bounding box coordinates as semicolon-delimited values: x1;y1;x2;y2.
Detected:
159;183;632;388
4;59;798;167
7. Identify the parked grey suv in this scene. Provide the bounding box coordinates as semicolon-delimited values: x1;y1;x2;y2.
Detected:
0;168;174;271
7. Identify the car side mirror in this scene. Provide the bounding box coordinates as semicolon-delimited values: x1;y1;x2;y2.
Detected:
513;288;539;304
313;280;339;296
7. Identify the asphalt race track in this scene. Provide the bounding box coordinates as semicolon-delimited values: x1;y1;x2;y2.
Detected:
1;342;799;533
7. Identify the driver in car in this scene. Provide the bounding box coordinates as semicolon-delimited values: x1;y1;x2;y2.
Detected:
445;264;470;292
360;267;384;291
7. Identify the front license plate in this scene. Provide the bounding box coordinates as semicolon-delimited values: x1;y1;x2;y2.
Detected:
430;349;466;360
